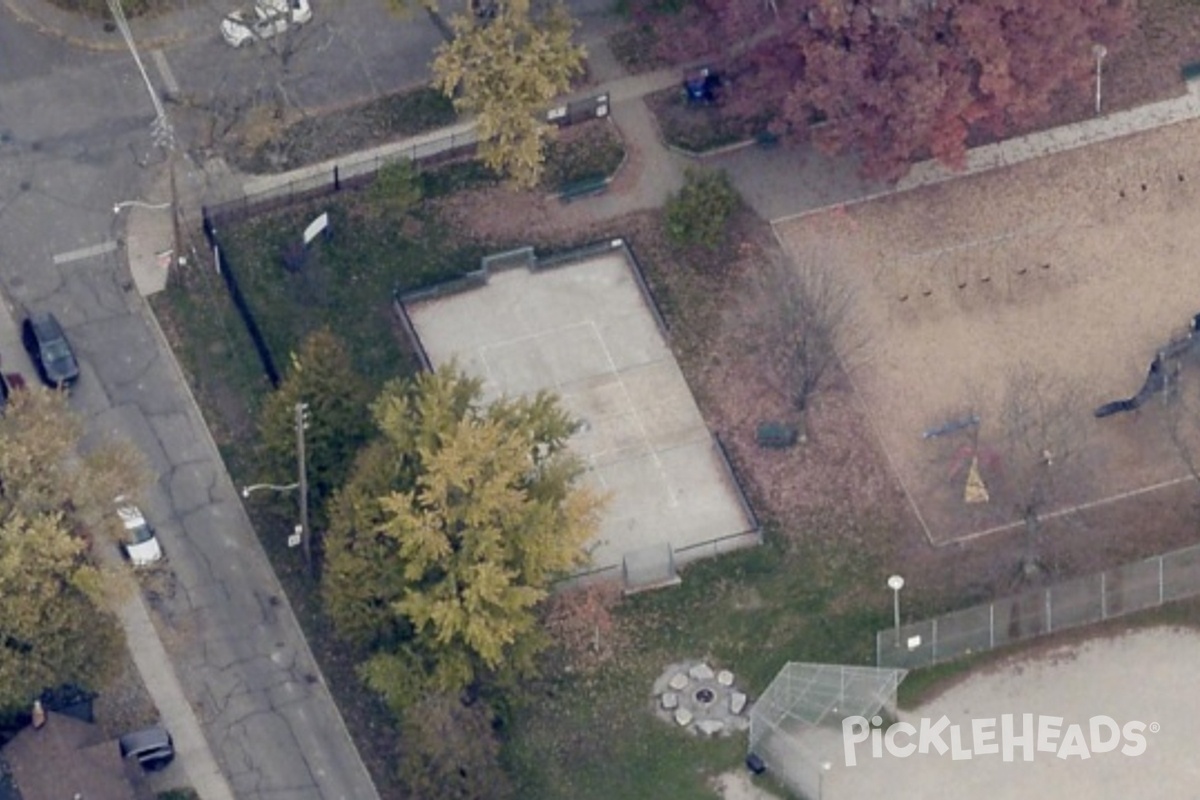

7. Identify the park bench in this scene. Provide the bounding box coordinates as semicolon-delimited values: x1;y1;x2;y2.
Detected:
558;174;609;203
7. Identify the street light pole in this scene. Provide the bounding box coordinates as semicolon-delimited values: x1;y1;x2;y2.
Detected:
238;406;312;574
295;402;312;576
242;482;299;497
818;760;832;799
1093;44;1108;116
888;575;905;647
113;200;172;214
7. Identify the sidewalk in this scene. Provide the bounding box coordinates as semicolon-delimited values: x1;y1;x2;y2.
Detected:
227;58;685;208
718;81;1200;223
210;47;1200;231
118;586;237;800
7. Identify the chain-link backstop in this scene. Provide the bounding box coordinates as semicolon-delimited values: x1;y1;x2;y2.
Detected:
748;663;907;799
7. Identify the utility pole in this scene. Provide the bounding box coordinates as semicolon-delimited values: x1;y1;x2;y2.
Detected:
295;402;312;576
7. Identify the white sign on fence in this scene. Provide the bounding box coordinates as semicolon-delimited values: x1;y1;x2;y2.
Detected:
303;212;330;246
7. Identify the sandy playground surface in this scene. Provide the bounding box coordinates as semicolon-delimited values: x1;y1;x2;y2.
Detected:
827;626;1200;798
775;116;1200;545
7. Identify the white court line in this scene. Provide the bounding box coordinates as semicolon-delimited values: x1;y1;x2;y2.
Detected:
150;49;181;96
478;318;679;506
947;473;1199;546
889;220;1082;266
477;320;593;355
477;320;596;395
588;320;678;508
52;240;117;265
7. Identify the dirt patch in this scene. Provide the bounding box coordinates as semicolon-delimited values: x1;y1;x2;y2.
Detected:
776;116;1200;550
711;771;786;800
94;649;160;740
833;627;1200;798
218;88;459;175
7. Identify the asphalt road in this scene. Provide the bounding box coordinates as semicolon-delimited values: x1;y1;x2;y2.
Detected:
0;0;629;796
0;7;386;800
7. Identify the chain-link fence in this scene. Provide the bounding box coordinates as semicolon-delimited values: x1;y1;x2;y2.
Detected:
878;542;1200;668
749;663;907;800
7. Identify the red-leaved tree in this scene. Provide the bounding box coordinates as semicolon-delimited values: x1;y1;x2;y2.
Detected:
635;0;1134;181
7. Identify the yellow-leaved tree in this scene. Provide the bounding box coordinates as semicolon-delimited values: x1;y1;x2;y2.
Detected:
322;365;603;712
432;0;585;187
0;388;143;714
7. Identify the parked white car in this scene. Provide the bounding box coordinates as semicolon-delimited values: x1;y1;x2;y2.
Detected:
116;497;163;567
221;0;312;47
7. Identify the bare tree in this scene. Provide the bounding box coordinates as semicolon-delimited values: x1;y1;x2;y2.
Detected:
992;364;1090;577
753;244;870;438
1153;350;1200;491
171;13;327;163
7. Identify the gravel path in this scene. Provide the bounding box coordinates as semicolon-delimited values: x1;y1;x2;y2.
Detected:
712;771;785;800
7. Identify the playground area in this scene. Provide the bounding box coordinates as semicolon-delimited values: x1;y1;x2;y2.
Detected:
774;117;1200;545
403;248;756;581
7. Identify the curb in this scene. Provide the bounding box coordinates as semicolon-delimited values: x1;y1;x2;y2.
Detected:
0;0;200;53
663;135;758;160
136;291;383;800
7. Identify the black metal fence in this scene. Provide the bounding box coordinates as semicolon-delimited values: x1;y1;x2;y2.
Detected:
200;211;281;387
205;128;478;227
197;126;480;388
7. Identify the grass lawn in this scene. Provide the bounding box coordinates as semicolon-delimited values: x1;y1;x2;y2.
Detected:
155;161;499;799
214;166;493;386
161;170;898;797
505;529;891;799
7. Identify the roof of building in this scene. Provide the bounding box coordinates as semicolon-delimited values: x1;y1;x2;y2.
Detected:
0;711;136;800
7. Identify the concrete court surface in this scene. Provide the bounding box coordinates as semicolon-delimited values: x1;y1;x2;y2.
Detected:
827;627;1200;799
405;252;755;577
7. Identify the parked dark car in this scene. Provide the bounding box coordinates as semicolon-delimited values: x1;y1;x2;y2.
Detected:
118;725;175;771
22;312;80;389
